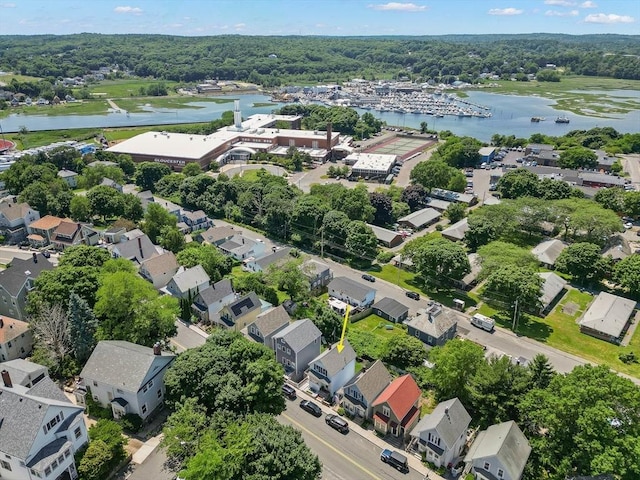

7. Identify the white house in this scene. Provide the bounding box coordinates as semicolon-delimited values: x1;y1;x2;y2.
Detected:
76;341;175;421
328;276;376;308
218;234;266;261
0;315;33;361
0;368;88;480
308;339;356;397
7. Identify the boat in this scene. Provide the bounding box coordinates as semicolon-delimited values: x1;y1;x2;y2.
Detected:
555;116;570;124
531;116;545;122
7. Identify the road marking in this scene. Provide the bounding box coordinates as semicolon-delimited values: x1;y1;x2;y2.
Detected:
169;338;187;352
281;413;383;480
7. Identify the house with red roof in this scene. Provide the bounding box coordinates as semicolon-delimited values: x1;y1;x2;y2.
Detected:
371;373;422;439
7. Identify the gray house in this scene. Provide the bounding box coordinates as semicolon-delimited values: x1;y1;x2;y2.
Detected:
307;340;357;397
341;360;392;419
197;225;239;246
538;272;567;314
410;397;471;469
110;233;162;264
442;218;469;242
0;359;48;388
273;319;322;382
328;276;376;308
243;247;292;273
0;254;54;320
372;297;409;323
301;259;333;292
531;239;567;268
578;291;636;345
398;207;441;230
246;305;291;349
464;421;531;480
405;302;458;347
191;278;236;324
165;265;210;300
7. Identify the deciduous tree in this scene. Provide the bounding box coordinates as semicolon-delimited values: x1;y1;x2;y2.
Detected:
613;254;640;296
412;238;470;283
555;242;609;285
484;265;543;314
429;339;486;405
382;335;427;370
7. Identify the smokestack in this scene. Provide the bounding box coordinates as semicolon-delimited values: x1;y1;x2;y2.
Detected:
1;370;12;388
137;236;143;259
326;122;332;147
153;343;161;355
233;100;242;130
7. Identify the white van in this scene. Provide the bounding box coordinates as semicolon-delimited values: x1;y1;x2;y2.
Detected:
471;313;495;332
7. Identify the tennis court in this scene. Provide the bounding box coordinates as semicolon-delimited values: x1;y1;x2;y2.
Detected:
364;135;435;161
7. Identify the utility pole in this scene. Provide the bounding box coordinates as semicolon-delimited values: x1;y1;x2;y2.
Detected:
320;229;324;258
512;298;519;332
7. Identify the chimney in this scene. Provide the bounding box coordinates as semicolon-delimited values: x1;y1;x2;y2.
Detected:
153;343;161;355
326;122;332;146
0;318;3;329
32;252;37;263
137;236;144;259
1;370;12;388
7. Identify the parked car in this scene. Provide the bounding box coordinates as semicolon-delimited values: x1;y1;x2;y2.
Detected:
405;291;420;300
624;222;633;229
325;414;349;433
282;384;297;400
300;400;322;417
380;449;409;473
362;273;376;282
41;251;51;258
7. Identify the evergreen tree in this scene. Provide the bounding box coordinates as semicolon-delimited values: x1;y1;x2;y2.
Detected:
68;292;98;363
527;354;555;390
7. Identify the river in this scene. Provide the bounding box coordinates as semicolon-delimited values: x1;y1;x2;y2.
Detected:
0;91;638;143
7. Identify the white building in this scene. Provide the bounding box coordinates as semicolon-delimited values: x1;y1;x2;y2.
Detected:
0;367;88;480
346;152;398;179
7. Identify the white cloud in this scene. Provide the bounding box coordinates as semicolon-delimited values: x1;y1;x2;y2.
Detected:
545;9;579;16
369;3;427;12
488;8;524;16
234;23;246;30
544;0;576;6
585;13;635;24
114;6;143;15
580;1;597;7
1;3;16;7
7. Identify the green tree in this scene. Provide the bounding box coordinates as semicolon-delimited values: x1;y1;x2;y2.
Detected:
623;190;640;217
68;292;97;364
412;238;470;283
135;161;172;192
557;146;598;169
465;214;499;251
59;245;112;268
497;169;540;199
182;162;203;177
477;241;538;280
400;184;429;211
368;192;394;226
142;202;178;243
382;335;427;370
613;254;640;296
122;193;144;222
161;397;210;468
484;265;543;314
266;258;309;301
410;160;455;192
555;242;609;285
30;265;102;310
164;330;285;415
520;365;640;480
78;419;127;480
445;202;466;223
429;339;486;404
70;195;91;222
527;354;555;390
176;243;232;282
87;185;124;221
310;304;343;344
594;187;625;213
159;225;185;253
345;221;378;260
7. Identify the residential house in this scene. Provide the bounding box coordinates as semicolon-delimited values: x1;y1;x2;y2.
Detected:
153;197;181;218
454;253;481;291
123;228;145;241
367;224;404;248
398;207;441;231
51;220;84;250
0;254;54;320
430;188;478;206
301;259;333;292
103;226;126;244
328;276;376;308
410;397;471;468
441;218;469;242
165;265;210;300
602;234;631;263
372;297;409;323
181;210;213;232
273;318;322;382
191;278;236;324
0;358;48;387
246;305;291;349
308;340;357;397
0;369;89;480
391;254;414;271
578;291;636;345
139;251;179;289
538;272;567;314
424;198;452;212
405;302;458;347
0;201;40;243
80;224;100;247
27;215;65;246
243;247;292;273
110;233;162;264
464;421;531;480
57;169;79;188
372;374;422;439
87;160;117;168
218;234;266;261
196;225;239;246
100;177;124;193
531;239;567;268
216;292;262;331
0;316;33;361
76;341;175;421
342;360;392;419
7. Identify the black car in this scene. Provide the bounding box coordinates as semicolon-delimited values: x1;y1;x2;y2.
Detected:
362;274;376;282
405;291;420;300
299;400;322;417
282;384;297;400
325;414;349;433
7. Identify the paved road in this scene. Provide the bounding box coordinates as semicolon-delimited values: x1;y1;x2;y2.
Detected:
170;320;207;352
0;245;60;266
621;153;640;187
280;400;426;480
119;447;175;480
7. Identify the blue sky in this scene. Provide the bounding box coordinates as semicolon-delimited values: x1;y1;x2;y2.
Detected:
0;0;638;36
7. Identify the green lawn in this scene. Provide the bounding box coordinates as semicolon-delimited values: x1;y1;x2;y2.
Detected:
479;289;640;378
348;314;405;341
82;79;180;98
115;96;233;113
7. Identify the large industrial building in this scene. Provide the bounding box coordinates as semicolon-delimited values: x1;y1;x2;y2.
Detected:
346;152;398;180
107;101;342;171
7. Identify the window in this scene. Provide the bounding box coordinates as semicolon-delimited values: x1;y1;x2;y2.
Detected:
57;455;64;465
414;330;419;338
277;343;281;350
44;467;51;476
286;348;291;354
483;462;491;470
141;404;148;414
93;381;98;387
498;469;504;478
6;341;11;348
382;406;390;417
157;389;162;398
64;449;71;459
0;460;11;471
51;459;58;470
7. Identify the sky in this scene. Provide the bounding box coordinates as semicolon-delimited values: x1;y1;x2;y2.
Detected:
0;0;638;36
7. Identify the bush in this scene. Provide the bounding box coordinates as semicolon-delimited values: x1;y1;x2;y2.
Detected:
376;251;395;263
119;413;143;433
435;224;443;231
337;407;345;416
619;351;638;364
86;394;113;420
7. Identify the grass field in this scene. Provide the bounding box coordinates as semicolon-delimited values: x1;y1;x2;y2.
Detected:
0;73;41;83
348;314;405;341
82;79;180;98
478;289;640;378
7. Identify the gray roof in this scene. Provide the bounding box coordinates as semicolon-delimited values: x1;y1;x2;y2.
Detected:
0;377;81;459
405;303;459;339
459;253;481;287
111;234;160;263
531;239;567;266
193;278;234;306
526;143;554;152
80;341;175;393
140;251;178;279
309;339;356;378
580;172;626;186
398;207;441;228
579;292;636;338
424;198;452;211
441;218;469;241
538;272;567;309
199;226;239;243
226;292;261;320
372;297;409;320
56;169;78;178
465;421;531;480
343;360;391;404
301;259;330;277
411;398;472;449
328;276;375;301
0;202;34;222
219;235;256;255
252;305;291;337
182;210;208;222
367;224;403;245
0;254;54;296
171;265;210;293
430;188;476;205
253;247;292;270
273;318;321;353
0;359;48;387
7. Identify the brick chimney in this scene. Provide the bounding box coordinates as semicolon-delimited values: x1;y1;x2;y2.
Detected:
1;370;12;388
153;342;161;355
326;122;332;147
138;236;144;259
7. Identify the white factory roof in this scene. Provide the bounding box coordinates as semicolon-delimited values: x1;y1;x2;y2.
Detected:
348;152;398;171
